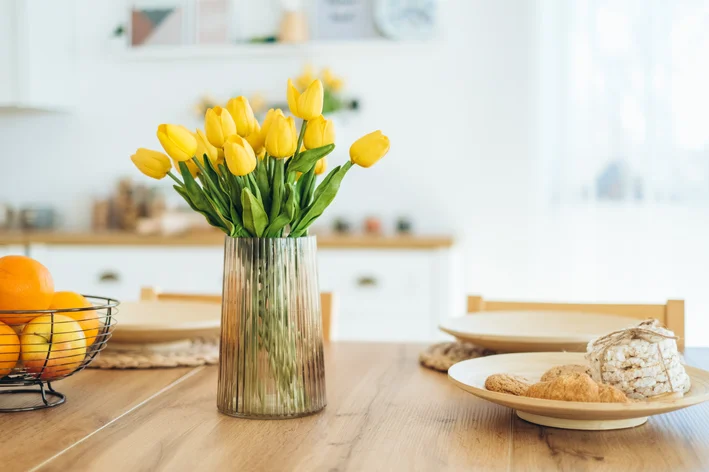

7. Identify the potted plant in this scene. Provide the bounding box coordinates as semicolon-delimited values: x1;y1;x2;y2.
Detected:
130;78;389;418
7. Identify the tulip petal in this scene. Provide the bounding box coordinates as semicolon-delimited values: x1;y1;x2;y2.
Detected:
297;79;324;121
286;79;301;118
349;130;390;168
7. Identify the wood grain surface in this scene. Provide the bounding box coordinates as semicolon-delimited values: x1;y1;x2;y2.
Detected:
0;231;454;249
1;345;707;472
0;368;197;472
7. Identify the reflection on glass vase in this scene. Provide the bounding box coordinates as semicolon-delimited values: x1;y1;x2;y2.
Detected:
217;236;327;418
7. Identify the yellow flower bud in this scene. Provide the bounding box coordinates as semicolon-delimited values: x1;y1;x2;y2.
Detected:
205;106;236;148
224;135;257;176
296;64;316;90
314;157;327;175
349;130;390;168
226;96;256;137
260;108;284;144
256;148;266;161
265;115;297;159
322;68;344;92
303;115;335;150
157;124;197;162
287;78;324;121
130;148;172;180
194;129;220;168
246;121;265;154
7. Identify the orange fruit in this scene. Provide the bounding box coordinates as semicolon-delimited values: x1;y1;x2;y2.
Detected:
0;320;20;377
49;291;100;347
0;255;54;324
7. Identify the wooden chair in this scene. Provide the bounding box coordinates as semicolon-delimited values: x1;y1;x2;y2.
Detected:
467;295;685;351
141;287;337;342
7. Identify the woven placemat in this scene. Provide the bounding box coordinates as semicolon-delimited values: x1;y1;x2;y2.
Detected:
419;341;495;372
89;338;219;369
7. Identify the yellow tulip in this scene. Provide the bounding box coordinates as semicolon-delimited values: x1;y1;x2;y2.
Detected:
205;106;236;147
315;157;327;175
224;135;257;176
265;115;297;159
246;121;265;154
157;124;197;162
174;157;199;177
194;129;219;168
130;148;172;180
303;115;335;149
226;96;256;137
256;148;266;161
296;64;316;90
322;68;344;92
349;130;390;168
260;108;284;143
287;78;324;121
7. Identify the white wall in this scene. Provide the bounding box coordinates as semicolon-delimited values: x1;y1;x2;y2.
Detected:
2;0;706;346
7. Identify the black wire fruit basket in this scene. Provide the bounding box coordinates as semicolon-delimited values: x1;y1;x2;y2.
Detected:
0;295;118;412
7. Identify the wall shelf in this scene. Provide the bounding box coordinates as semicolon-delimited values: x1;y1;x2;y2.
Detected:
119;40;437;61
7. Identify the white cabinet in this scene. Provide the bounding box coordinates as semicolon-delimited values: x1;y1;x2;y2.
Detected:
0;0;74;110
29;245;225;303
28;243;457;342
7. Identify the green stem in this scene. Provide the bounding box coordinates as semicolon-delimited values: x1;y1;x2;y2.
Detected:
167;171;183;186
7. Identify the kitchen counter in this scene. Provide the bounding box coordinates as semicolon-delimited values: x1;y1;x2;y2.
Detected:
2;344;708;472
0;231;455;249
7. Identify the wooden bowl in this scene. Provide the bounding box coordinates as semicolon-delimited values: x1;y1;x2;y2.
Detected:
448;352;709;430
439;311;640;352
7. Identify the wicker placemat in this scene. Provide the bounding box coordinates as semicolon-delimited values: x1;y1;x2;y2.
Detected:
419;341;495;372
89;338;219;369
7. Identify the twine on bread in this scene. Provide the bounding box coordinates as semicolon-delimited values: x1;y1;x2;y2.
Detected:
590;319;679;392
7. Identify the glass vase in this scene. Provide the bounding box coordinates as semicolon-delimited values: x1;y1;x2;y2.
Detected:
217;236;327;418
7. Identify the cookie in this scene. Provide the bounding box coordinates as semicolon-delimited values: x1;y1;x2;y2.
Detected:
419;342;494;372
484;374;530;396
541;364;591;382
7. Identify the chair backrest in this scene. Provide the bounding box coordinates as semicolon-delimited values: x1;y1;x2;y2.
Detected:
467;295;685;351
140;287;336;342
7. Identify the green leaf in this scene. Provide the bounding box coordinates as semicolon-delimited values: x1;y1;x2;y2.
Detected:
241;188;269;237
291;161;352;237
265;183;298;237
286;144;334;176
298;168;315;208
269;159;285;221
254;160;272;214
195;157;230;211
178;162;226;231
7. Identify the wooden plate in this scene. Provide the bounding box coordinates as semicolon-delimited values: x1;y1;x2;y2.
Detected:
439;311;640;352
448;352;709;430
110;301;221;344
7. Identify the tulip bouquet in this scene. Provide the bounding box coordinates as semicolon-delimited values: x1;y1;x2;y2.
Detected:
131;79;388;238
130;78;389;417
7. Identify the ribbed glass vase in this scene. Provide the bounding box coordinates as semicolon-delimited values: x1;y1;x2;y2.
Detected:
217;236;327;418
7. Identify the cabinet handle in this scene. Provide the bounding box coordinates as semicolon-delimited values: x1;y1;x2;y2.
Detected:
356;276;379;288
98;271;120;283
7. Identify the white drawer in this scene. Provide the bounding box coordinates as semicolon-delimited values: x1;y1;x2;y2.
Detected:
318;250;436;341
29;245;225;302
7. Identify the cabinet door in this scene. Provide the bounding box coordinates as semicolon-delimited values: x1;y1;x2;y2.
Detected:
318;250;436;341
29;245;225;303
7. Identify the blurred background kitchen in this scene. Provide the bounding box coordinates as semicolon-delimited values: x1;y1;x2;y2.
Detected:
1;0;708;345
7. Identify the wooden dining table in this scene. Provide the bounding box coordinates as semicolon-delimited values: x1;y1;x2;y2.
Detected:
1;343;708;472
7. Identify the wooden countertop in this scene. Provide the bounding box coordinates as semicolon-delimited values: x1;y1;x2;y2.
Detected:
2;344;708;472
0;231;454;249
